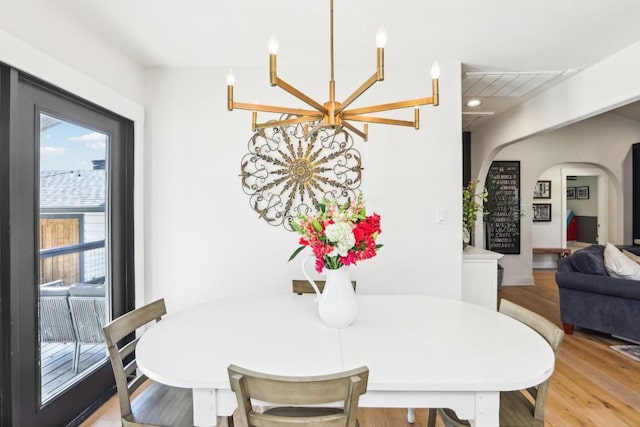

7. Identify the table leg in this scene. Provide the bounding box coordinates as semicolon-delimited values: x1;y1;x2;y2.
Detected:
193;388;217;427
469;391;499;427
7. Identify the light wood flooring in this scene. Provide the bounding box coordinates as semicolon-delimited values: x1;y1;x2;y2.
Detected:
80;270;640;426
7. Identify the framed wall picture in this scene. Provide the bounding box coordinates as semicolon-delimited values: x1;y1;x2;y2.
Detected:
485;161;521;254
533;180;551;199
566;187;576;199
533;203;552;222
577;186;590;199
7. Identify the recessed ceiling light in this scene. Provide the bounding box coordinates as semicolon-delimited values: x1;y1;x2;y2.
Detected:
466;99;482;107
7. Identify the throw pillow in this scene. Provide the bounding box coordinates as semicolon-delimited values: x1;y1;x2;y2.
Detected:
570;245;607;275
623;249;640;265
604;242;640;280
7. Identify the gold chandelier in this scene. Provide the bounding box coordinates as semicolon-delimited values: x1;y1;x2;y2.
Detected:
226;0;440;141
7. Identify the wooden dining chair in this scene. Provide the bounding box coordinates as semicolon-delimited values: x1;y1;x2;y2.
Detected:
228;364;369;427
104;299;234;427
427;298;564;427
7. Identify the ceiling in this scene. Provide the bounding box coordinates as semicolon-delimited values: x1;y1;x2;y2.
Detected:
35;1;640;130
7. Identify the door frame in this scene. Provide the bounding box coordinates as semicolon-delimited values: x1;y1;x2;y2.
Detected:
0;64;136;426
561;166;609;247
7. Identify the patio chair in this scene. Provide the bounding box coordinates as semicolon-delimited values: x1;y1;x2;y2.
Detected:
228;364;369;427
40;285;76;344
68;284;107;373
427;299;564;427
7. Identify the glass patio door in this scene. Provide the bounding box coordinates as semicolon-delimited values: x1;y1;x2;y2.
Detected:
0;65;134;427
39;113;110;404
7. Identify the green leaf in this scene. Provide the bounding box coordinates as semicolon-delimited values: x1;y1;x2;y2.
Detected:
312;220;323;233
288;246;306;262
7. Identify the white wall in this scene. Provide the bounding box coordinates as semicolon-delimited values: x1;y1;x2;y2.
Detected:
487;112;640;284
0;1;144;103
567;176;598;217
1;4;463;314
143;63;463;312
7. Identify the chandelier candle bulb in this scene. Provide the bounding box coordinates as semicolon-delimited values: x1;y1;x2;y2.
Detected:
226;69;235;110
226;69;235;86
375;25;387;48
430;60;441;79
268;34;279;55
431;61;440;106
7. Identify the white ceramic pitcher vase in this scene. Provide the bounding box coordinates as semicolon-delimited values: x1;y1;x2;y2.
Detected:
302;256;358;328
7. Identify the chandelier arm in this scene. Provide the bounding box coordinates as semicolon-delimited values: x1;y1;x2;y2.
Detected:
254;115;319;129
233;102;323;117
342;97;435;116
341;120;368;141
272;77;328;114
343;115;416;128
334;72;380;115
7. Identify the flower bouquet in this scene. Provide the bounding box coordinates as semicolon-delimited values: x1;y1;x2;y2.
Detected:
289;192;382;273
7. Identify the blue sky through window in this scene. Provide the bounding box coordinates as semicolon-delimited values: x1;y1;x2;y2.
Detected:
40;113;107;171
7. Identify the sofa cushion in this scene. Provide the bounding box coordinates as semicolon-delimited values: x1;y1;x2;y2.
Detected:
604;242;640;280
570;245;607;276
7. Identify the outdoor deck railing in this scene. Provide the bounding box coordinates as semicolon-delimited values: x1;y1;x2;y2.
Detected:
40;239;105;285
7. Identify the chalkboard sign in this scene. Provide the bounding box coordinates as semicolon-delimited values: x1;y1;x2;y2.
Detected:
485;161;521;254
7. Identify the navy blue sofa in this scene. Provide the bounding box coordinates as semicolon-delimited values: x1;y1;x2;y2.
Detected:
555;245;640;342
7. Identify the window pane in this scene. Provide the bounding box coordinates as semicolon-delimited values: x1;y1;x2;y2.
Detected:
38;112;109;404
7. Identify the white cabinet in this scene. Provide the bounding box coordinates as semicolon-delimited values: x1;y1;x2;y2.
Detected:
462;246;503;310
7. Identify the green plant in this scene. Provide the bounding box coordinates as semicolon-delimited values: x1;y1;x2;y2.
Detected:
462;180;488;234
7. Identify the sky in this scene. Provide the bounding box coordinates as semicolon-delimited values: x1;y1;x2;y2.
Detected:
39;113;107;171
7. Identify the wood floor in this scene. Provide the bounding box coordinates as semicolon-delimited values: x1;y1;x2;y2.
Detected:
80;270;640;427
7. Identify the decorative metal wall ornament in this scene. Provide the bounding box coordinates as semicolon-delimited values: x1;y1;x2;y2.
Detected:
240;117;362;230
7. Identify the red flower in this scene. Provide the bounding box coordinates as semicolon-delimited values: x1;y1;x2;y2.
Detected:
288;192;382;271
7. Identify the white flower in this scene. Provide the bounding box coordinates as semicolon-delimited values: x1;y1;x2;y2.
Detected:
325;221;355;257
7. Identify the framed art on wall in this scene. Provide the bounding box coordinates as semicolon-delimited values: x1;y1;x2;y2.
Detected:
566;187;576;199
533;180;551;199
577;186;590;199
485;161;521;254
533;203;552;222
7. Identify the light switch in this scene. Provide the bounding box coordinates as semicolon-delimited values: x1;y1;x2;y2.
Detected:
436;209;447;224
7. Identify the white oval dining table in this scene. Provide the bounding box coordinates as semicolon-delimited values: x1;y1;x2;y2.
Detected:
136;294;555;427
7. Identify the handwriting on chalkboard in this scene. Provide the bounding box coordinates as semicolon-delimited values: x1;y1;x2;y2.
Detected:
485;161;521;254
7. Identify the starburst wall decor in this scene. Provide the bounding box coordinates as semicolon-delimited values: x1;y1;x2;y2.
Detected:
240;117;363;231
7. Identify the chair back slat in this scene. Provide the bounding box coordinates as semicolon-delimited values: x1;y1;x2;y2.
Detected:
499;299;564;421
229;364;368;427
103;299;167;419
104;299;166;346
